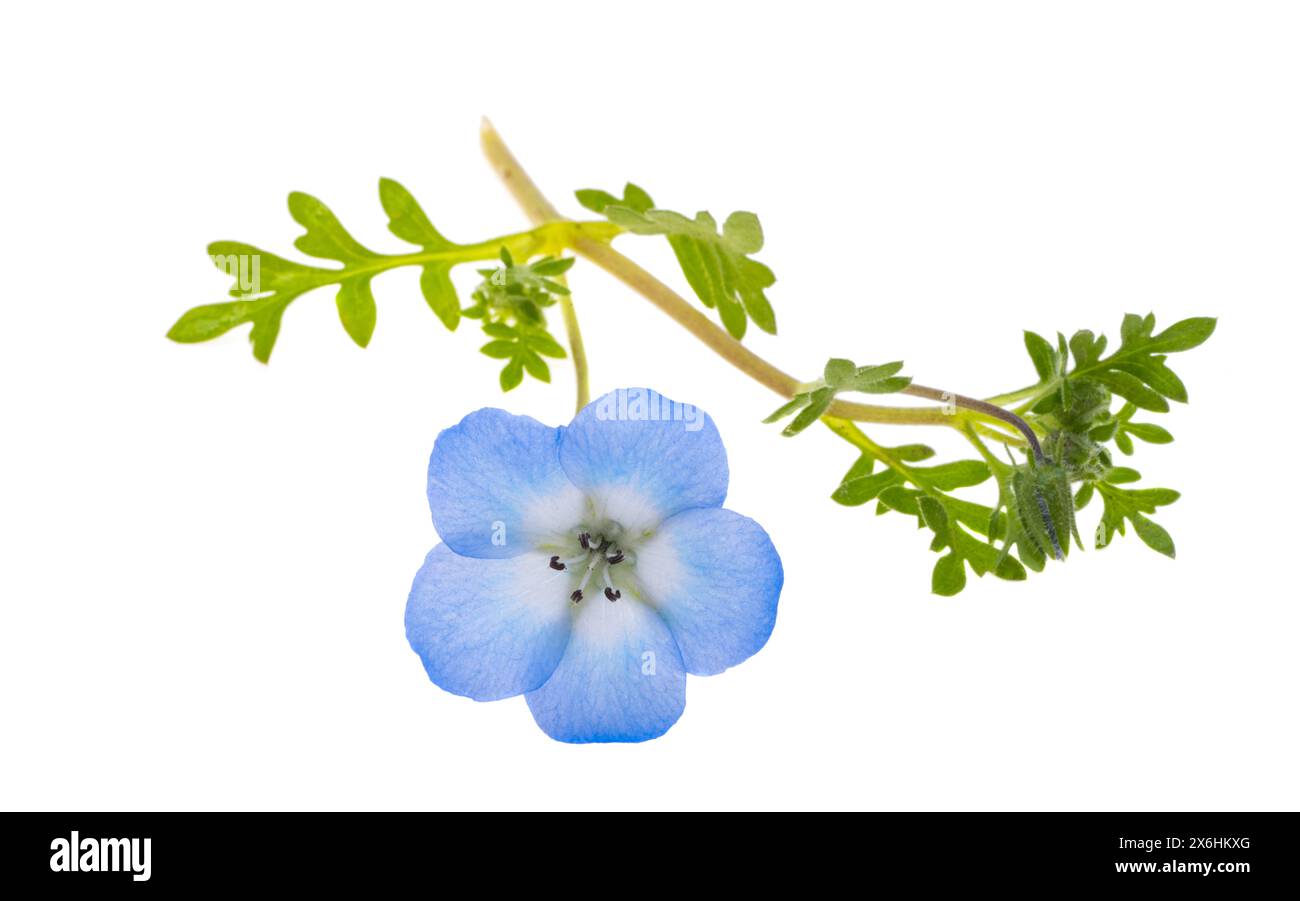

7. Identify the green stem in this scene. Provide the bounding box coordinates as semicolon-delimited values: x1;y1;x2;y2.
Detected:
557;291;589;411
821;416;942;492
961;421;1011;473
280;222;600;292
985;383;1047;408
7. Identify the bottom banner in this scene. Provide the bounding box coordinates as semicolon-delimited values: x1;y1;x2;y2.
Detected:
0;812;1291;890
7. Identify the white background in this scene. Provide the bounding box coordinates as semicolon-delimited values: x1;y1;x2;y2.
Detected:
2;2;1297;811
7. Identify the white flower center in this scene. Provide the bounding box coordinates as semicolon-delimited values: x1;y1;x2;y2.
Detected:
545;521;637;604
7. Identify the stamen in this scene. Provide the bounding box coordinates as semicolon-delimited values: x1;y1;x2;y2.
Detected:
570;589;583;603
548;555;566;571
575;556;600;593
604;586;621;602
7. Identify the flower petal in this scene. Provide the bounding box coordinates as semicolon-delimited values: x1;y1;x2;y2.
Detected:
559;387;728;535
428;408;586;558
525;598;686;743
635;507;782;676
406;545;573;701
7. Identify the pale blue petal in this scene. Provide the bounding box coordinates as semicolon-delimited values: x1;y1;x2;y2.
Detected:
636;507;782;676
406;544;573;701
428;408;586;558
525;597;686;743
559;388;727;535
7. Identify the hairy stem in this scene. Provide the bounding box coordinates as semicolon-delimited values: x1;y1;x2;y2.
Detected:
902;383;1044;461
479;119;1036;435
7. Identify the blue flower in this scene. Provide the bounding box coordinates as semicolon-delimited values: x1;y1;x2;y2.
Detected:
405;387;783;743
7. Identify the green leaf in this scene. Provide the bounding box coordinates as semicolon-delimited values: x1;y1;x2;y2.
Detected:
918;496;951;546
499;357;524;392
170;242;325;362
911;460;992;491
173;182;475;361
877;486;920;516
763;396;805;424
336;277;377;347
289;191;378;264
586;185;776;339
521;351;551;382
932;553;967;596
892;444;937;462
952;527;1025;580
1095;481;1179;557
1074;481;1095;511
839;454;875;483
824;358;857;387
1069;330;1107;368
1145;317;1217;353
766;359;910;437
524;331;567;358
531;257;576;277
1069;313;1215;408
419;264;460;331
168;299;263;344
783;387;835;436
379;177;454;249
575;183;654;215
475;320;566;393
848;361;910;394
1023;331;1057;381
1123;421;1174;445
832;469;901;506
1131;514;1175;557
479;340;516;359
1090;370;1169;412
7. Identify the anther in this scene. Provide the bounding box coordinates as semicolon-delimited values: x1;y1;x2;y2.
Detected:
604;587;621;602
548;555;566;571
578;532;591;550
606;550;625;565
570;589;584;603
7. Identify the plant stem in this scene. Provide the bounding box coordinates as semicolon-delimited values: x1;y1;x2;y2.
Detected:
902;383;1044;461
480;118;590;412
479;119;1037;434
961;421;1011;472
557;288;589;410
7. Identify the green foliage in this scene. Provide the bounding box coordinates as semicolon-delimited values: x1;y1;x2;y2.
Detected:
577;182;776;339
171;137;1214;601
766;359;911;436
1109;402;1174;456
169;179;480;362
832;313;1211;595
827;436;1020;595
1008;459;1080;562
467;249;571;391
1028;313;1216;415
1095;480;1180;557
